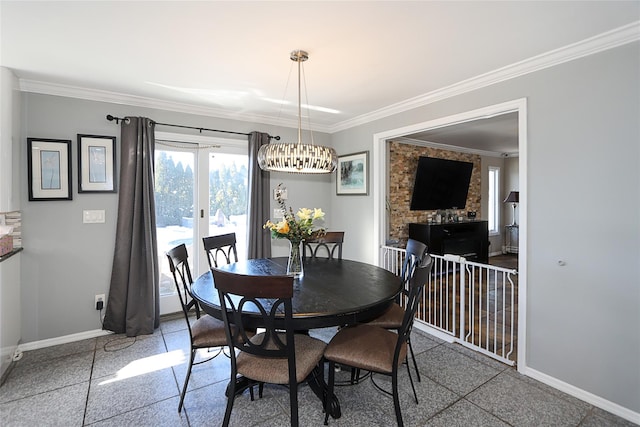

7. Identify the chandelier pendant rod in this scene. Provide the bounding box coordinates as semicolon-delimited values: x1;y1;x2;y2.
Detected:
297;53;302;146
293;50;308;147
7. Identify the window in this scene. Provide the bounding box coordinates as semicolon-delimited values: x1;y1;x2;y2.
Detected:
488;166;500;234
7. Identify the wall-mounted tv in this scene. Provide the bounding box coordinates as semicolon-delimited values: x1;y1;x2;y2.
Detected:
409;156;473;210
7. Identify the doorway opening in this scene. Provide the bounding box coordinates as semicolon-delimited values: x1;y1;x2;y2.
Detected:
372;98;528;372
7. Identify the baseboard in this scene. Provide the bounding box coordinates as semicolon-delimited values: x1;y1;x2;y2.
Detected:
17;329;113;353
413;320;455;343
414;321;639;425
521;366;640;425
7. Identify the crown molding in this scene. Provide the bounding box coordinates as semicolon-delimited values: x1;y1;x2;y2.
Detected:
18;21;639;135
329;21;640;133
18;79;332;133
394;136;518;158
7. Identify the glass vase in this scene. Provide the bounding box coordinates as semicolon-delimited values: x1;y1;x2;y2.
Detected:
287;239;304;278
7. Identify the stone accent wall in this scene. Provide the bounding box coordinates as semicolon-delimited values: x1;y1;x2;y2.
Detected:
388;141;481;243
0;211;21;248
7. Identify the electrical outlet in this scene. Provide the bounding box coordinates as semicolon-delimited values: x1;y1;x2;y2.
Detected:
95;294;105;310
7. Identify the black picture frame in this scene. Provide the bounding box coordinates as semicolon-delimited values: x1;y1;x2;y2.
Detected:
336;151;369;195
27;138;72;201
77;134;117;193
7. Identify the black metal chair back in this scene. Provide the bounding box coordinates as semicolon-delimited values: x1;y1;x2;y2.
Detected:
397;253;433;356
214;268;294;359
303;231;344;260
203;232;239;269
166;243;200;319
399;238;428;298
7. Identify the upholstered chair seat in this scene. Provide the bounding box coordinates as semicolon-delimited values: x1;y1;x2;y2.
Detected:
237;332;326;384
324;324;407;374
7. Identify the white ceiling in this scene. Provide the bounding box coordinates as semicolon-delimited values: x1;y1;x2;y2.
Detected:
401;111;520;156
1;1;638;153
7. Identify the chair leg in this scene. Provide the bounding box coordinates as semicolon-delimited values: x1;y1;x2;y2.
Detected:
324;361;335;425
408;338;421;382
290;380;299;427
350;367;358;384
392;369;404;427
178;348;196;412
222;377;236;427
405;356;418;405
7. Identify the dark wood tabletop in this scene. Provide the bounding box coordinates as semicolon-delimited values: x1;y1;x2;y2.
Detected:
191;257;402;330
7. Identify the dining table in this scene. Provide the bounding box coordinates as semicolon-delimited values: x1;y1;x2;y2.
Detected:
190;256;402;419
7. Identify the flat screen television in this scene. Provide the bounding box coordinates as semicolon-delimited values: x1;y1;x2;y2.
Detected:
409;156;473;210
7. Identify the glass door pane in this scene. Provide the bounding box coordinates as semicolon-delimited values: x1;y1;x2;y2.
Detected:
207;152;249;262
155;146;196;315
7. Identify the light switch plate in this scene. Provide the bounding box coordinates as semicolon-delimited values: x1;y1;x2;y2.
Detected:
273;208;285;219
83;210;105;224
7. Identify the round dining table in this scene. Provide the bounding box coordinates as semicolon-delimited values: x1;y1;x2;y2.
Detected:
191;256;402;330
190;256;402;419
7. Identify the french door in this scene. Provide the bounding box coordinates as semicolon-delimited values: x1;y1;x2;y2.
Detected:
154;133;248;315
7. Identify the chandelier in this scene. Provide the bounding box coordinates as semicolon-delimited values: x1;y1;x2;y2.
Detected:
257;50;338;174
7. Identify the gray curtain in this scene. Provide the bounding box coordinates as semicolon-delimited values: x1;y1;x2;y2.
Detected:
247;131;271;259
103;117;160;336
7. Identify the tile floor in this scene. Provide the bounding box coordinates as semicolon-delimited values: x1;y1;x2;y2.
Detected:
0;314;634;427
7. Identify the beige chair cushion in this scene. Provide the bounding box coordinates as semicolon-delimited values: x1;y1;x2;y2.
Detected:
365;303;404;329
236;333;326;384
324;324;407;374
191;314;228;348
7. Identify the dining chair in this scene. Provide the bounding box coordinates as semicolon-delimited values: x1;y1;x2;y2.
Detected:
362;238;428;381
166;244;229;412
303;231;344;260
203;232;239;269
212;268;327;427
323;253;434;426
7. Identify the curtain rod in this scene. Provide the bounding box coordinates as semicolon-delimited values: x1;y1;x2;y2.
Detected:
105;115;280;140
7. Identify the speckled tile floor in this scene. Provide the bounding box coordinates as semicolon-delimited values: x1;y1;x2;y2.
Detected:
0;314;634;426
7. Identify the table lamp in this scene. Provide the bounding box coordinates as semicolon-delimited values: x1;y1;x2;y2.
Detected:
504;191;519;226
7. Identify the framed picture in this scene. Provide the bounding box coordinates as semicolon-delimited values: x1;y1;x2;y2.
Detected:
27;138;72;201
337;151;369;195
77;134;117;193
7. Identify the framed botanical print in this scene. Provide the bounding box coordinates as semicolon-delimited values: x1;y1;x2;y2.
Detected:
336;151;369;195
27;138;72;201
77;134;117;193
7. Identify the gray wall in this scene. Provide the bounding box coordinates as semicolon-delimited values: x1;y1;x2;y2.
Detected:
18;94;332;342
330;42;640;413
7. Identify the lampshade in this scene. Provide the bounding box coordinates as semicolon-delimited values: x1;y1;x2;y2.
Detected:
504;191;519;203
257;50;338;174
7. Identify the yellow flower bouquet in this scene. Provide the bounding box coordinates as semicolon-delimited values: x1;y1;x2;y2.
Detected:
263;184;326;276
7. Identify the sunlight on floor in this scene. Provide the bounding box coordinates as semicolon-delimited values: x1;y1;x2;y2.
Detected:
98;350;186;385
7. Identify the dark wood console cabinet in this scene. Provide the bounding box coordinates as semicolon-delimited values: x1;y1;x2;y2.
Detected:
409;221;489;263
